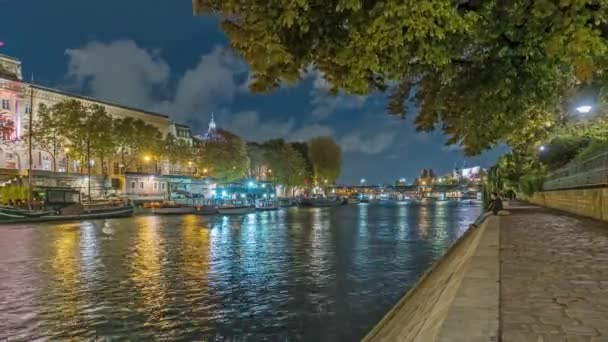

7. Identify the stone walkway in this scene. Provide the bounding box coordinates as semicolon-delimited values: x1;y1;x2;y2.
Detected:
500;205;608;342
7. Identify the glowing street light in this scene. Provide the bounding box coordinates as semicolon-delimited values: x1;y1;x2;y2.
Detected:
143;155;151;162
576;105;592;114
248;181;254;188
539;145;546;152
360;178;366;185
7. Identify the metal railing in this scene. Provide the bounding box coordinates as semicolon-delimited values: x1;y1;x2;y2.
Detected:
543;151;608;190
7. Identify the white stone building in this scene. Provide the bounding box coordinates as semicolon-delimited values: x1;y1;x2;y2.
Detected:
0;53;204;198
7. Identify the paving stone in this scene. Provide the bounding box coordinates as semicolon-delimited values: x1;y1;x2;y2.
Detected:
500;205;608;342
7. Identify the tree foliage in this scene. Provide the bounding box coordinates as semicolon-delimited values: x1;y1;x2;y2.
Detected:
198;130;249;181
163;133;196;169
196;0;608;154
31;103;66;171
307;136;342;184
261;139;307;192
113;117;163;171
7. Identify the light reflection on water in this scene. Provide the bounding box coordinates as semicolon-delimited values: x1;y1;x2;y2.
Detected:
0;202;480;341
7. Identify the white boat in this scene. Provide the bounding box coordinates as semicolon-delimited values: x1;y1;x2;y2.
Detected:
152;206;195;215
255;199;279;211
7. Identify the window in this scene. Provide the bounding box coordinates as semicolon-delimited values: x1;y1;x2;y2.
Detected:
139;182;144;189
161;183;165;190
1;99;9;110
24;104;31;114
131;181;135;189
153;182;158;190
6;153;13;159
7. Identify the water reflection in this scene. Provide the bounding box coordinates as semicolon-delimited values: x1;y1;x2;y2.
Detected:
1;202;480;341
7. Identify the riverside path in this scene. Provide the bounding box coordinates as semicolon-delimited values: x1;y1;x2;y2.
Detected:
500;203;608;342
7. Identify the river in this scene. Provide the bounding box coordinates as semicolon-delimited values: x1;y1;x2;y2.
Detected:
0;201;480;341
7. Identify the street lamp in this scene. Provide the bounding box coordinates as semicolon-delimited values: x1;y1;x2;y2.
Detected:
360;178;366;185
539;145;546;152
64;147;70;173
143;155;151;162
576;105;592;114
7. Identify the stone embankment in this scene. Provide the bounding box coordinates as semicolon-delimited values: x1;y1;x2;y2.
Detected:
363;202;608;342
362;215;500;341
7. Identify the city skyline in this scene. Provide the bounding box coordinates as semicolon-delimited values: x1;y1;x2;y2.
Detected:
0;0;507;183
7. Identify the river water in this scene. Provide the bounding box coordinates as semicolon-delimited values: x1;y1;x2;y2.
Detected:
0;202;480;341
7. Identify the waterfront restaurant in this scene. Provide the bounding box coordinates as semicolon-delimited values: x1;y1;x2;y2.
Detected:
213;179;276;200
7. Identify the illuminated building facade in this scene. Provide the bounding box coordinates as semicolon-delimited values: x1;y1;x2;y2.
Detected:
0;54;193;177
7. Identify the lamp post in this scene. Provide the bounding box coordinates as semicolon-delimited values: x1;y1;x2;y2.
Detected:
64;147;70;173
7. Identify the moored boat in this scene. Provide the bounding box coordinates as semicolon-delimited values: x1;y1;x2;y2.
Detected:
152;206;195;215
218;205;255;215
300;197;342;207
194;205;219;215
0;205;134;224
346;195;360;204
255;199;278;211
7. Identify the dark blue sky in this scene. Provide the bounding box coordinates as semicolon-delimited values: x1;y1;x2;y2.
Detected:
1;0;507;184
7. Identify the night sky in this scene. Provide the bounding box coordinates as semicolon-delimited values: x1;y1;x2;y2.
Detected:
1;0;508;184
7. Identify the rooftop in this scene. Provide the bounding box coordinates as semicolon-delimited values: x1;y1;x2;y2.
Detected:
0;54;21;63
30;84;170;119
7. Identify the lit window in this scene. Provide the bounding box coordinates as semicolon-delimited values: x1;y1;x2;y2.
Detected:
1;99;9;110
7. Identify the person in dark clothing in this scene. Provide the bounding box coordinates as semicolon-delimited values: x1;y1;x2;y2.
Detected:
487;192;503;215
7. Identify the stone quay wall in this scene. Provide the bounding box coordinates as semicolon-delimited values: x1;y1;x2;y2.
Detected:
362;216;500;342
530;188;608;222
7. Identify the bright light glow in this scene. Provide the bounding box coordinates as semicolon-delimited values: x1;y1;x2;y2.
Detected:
221;190;227;197
203;168;208;173
149;176;154;180
539;145;546;152
263;194;267;198
262;184;266;188
211;190;216;196
270;194;275;198
248;181;254;187
360;178;366;184
143;156;151;162
576;105;592;113
332;189;336;193
64;147;70;153
241;194;246;198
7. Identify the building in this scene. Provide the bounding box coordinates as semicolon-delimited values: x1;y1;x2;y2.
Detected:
0;53;206;198
193;113;224;143
0;54;195;172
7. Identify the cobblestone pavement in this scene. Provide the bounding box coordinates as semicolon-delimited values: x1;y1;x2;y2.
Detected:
500;206;608;342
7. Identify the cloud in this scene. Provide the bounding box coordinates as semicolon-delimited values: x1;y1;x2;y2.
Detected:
66;40;243;128
224;111;333;143
339;131;397;154
308;70;367;119
66;40;170;110
224;111;295;142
